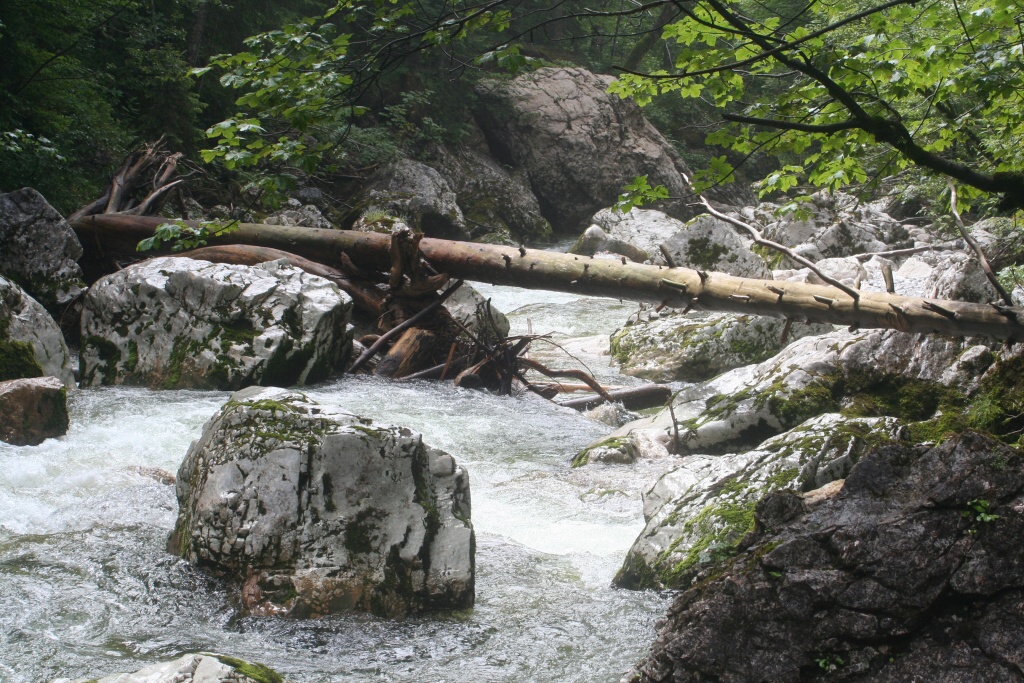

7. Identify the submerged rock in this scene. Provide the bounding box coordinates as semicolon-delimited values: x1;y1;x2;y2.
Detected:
0;187;85;316
80;257;352;389
615;414;905;590
170;387;474;618
0;376;69;446
0;275;74;386
629;433;1024;682
51;652;287;683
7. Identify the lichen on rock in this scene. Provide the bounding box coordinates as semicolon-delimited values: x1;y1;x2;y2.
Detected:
79;257;353;390
170;386;474;618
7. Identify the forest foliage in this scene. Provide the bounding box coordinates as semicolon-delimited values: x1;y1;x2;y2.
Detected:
1;0;1021;217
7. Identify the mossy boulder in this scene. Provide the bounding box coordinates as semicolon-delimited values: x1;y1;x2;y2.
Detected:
615;414;904;590
0;275;74;386
50;652;286;683
358;158;469;240
660;214;771;279
610;309;831;383
79;257;353;389
169;387;474;618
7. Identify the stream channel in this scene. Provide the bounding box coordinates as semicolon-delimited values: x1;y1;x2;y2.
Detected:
0;283;673;683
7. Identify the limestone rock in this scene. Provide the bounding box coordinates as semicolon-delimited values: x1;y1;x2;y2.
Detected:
572;208;688;264
762;190;910;258
0;275;74;385
360;159;469;239
0;187;85;314
474;67;751;232
596;325;996;459
615;414;904;590
0;376;69;446
433;144;552;244
80;257;352;389
661;214;771;278
443;283;510;339
610;309;831;383
170;387;474;618
630;433;1024;683
264;199;334;230
51;653;287;683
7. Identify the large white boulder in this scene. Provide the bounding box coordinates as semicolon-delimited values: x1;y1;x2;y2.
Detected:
170;387;474;618
0;275;74;385
80;257;352;389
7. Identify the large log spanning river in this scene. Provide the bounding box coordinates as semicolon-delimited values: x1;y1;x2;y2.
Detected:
0;284;670;683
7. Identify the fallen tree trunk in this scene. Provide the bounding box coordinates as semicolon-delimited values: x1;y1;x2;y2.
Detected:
70;213;1024;342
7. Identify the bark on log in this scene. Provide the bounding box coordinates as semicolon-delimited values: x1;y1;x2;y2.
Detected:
559;384;673;412
70;214;1024;342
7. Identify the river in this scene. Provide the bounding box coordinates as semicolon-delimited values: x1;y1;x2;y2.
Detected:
0;284;670;683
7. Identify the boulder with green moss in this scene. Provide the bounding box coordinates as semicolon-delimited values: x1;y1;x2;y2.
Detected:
169;387;474;618
615;414;904;590
610;309;831;383
0;275;74;386
79;257;352;389
359;158;469;240
661;214;771;279
50;652;287;683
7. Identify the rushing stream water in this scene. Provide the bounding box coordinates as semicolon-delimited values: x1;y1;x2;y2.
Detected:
0;284;670;683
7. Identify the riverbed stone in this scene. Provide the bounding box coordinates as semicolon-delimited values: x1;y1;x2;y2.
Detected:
0;187;85;315
50;652;287;683
615;414;905;590
610;310;831;383
360;158;469;239
80;257;352;389
628;433;1024;683
660;214;771;279
571;208;688;264
761;190;910;258
433;143;552;244
589;325;998;460
0;275;74;385
0;376;69;446
474;67;749;233
170;387;474;618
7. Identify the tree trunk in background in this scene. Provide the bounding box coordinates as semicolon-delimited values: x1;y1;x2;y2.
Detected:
70;213;1024;342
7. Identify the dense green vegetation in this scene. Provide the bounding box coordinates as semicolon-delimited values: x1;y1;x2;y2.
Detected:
2;0;1021;217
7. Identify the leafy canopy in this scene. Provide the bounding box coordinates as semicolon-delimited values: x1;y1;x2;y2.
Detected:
609;0;1024;211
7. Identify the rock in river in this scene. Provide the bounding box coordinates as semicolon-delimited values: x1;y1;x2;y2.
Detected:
169;387;474;618
628;433;1024;683
51;652;287;683
80;257;353;389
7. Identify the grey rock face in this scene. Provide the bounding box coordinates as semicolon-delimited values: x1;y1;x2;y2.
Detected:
610;309;831;383
433;144;552;244
630;433;1024;683
443;283;510;339
80;257;352;389
0;187;85;314
51;653;286;683
0;275;74;385
361;159;469;239
170;387;474;618
761;190;910;258
615;414;904;590
661;215;771;278
573;208;689;264
474;67;749;232
0;376;69;446
264;200;334;230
